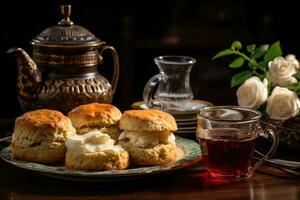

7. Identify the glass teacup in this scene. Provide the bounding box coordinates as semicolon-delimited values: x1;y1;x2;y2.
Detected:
196;106;278;181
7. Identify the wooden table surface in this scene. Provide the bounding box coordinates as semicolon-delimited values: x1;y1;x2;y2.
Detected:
0;145;299;200
0;145;300;200
0;119;300;200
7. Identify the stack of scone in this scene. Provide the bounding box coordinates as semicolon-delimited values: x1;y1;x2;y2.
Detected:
118;109;178;165
68;103;122;140
11;109;76;164
10;104;178;170
66;103;129;170
65;130;129;170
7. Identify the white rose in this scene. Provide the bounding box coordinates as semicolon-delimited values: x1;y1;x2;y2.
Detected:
266;86;300;120
237;76;268;109
285;54;299;69
267;55;299;87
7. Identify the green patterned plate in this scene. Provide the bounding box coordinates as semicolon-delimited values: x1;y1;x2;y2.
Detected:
0;136;201;182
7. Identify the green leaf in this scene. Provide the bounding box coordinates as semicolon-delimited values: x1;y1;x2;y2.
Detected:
213;49;234;59
229;57;245;68
256;60;269;72
293;72;300;80
257;104;267;116
251;44;269;59
288;82;300;92
247;44;256;53
231;41;242;50
231;71;253;87
248;60;257;69
259;73;266;80
264;41;282;61
266;76;272;94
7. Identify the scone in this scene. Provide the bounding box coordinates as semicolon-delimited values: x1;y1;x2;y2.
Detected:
65;130;129;170
118;109;178;165
11;109;76;164
68;103;122;140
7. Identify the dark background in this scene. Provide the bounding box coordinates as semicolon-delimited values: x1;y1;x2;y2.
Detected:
0;0;300;117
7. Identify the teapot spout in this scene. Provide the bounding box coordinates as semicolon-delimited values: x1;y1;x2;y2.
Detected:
7;47;42;100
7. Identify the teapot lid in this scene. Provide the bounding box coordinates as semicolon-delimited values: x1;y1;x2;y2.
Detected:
31;5;101;47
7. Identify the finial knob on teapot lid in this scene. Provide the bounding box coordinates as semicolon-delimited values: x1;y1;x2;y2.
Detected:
58;5;74;26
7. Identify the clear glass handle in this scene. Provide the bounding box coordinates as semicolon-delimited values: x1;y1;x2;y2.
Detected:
252;123;279;173
143;74;165;109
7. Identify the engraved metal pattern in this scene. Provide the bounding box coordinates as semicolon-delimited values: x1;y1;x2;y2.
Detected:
11;49;42;100
18;75;113;114
33;52;98;65
39;77;111;98
34;25;99;45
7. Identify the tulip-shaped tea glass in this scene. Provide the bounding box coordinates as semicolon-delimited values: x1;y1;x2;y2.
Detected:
143;56;195;111
197;106;278;181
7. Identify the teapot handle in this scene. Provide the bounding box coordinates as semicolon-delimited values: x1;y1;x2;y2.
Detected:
98;45;120;94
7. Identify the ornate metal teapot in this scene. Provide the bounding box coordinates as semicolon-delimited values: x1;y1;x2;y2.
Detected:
8;5;119;114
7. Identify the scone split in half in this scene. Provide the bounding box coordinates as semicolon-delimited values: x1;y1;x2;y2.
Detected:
118;109;178;166
65;130;129;170
11;109;76;164
68;103;122;140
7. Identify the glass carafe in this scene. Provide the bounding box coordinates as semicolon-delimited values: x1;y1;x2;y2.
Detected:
143;55;196;111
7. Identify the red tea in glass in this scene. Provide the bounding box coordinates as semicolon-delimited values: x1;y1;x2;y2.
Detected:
197;106;278;181
198;128;256;179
